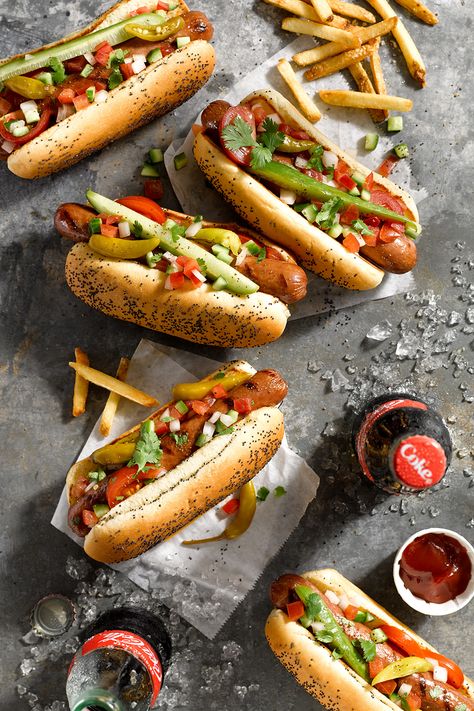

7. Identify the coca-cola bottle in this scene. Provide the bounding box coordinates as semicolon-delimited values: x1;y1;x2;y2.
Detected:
66;607;171;711
352;393;452;494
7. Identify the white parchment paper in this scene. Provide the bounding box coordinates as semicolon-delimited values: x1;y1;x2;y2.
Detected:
51;340;319;638
164;37;428;318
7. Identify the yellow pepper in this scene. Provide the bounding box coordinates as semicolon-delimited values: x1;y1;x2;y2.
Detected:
193;228;241;256
93;439;138;466
182;481;257;545
278;135;316;153
89;233;160;260
125;15;184;41
5;76;52;99
372;657;433;687
172;370;251;401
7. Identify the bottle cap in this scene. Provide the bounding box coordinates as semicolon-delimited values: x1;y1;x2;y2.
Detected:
31;594;76;637
392;434;447;489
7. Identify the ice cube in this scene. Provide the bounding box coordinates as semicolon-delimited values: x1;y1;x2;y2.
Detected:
466;306;474;324
322;421;337;436
366;320;393;342
428;506;440;518
221;641;243;661
330;369;349;392
395;331;419;359
447;311;461;326
65;555;90;581
20;658;36;676
307;360;323;373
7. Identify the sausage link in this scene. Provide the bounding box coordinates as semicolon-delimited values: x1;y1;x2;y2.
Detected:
361;235;417;274
54;203;96;242
176;11;214;41
68;479;108;537
236;255;307;304
228;369;288;408
201;100;231;132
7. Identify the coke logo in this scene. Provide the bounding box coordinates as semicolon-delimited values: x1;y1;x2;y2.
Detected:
398;443;434;483
393;434;446;489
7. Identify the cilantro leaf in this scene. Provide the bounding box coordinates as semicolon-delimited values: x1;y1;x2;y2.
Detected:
256;486;270;501
352;219;373;236
256;245;267;262
133;220;143;238
146;251;163;268
304;592;323;621
315;630;333;644
307;144;324;172
260;117;284;154
250;144;273;169
221;116;257;152
197;258;207;274
109;49;127;68
108;67;123;91
170;432;189;448
315;197;342;230
357;639;376;662
274;485;286;497
49;57;66;84
127;421;162;475
171;223;186;242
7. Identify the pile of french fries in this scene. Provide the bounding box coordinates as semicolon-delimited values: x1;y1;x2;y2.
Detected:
265;0;438;123
71;348;158;437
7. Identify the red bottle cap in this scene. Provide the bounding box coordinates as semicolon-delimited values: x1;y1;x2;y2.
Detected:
392;435;447;488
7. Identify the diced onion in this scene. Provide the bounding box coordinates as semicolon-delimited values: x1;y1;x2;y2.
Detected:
1;140;15;154
191;269;206;283
280;188;296;205
185;220;203;238
295;156;308;169
398;684;412;697
84;52;96;65
354;233;366;247
310;621;325;633
85;481;98;493
169;418;181;432
219;413;235;428
235;245;249;267
160;408;170;421
266;112;281;124
118;221;131;238
163;251;177;263
56;104;75;122
209;411;222;424
124;57;133;64
20;100;37;115
202;421;216;438
433;666;448;683
338;593;349;612
131;59;146;74
322;150;338;169
326;590;340;606
94;90;109;104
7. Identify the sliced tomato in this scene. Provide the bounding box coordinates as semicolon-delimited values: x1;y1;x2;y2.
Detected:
154;420;169;436
116;195;166;224
211;384;227;399
64;56;87;74
143;178;164;201
82;509;99;527
286;600;305;621
340;204;359;225
278;123;310;140
189;399;210;415
222;498;240;515
218;105;256;166
406;692;422;711
375;679;397;696
380;626;464;688
233;397;252;414
106;465;166;508
57;87;76;104
73;93;90;112
376;155;398;178
121;62;135;80
100;223;119;238
344;604;359;621
159;42;174;57
363;230;378;247
0;103;52;145
62;76;107;94
182;258;200;279
363;215;380;228
252;106;267;125
342;233;361;253
337;173;357;191
169;271;185;289
94;41;114;66
368;656;385;679
370;189;405;215
302;168;324;181
363;171;374;191
130;5;150;14
334;159;351;183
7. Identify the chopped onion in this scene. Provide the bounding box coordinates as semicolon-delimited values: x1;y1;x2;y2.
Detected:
124;57;133;64
202;421;216;438
132;59;146;74
219;413;235;428
266;112;281;124
295;156;308;169
326;590;340;606
56;103;75;122
185;220;203;238
425;657;439;668
85;481;99;493
354;233;366;247
163;251;177;263
338;593;349;612
94;90;109;104
235;245;249;267
118;221;131;238
209;411;222;424
280;188;296;205
398;683;412;698
310;621;325;633
20;100;37;115
1;140;15;154
160;408;170;421
84;51;96;65
433;666;448;683
322;150;338;169
191;269;206;283
169;418;181;432
324;179;338;188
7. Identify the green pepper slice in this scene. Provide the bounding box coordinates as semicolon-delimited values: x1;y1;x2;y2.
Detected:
125;15;184;41
277;136;316;153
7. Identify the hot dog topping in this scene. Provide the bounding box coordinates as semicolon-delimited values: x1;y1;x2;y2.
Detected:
201;99;420;273
270;575;473;711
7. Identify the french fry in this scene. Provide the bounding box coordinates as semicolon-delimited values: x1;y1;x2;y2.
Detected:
369;49;388;95
262;0;349;27
309;0;333;23
277;58;322;122
348;60;388;123
365;0;426;85
99;357;130;437
393;0;437;25
328;0;375;23
304;39;377;80
69;362;158;408
72;347;90;417
282;16;360;47
319;89;413;111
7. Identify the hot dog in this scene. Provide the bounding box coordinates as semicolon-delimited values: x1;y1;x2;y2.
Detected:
66;360;287;562
193;89;421;291
56;191;308;347
266;569;474;711
0;0;215;178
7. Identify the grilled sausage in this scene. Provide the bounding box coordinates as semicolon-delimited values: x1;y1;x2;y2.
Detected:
237;255;307;304
54;203;95;242
361;235;417;274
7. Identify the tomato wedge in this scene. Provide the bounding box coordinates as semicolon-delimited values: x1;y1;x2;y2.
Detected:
380;626;464;688
218;106;256;166
106;465;166;508
116;196;166;224
370;189;405;215
376;155;398;178
286;600;305;621
0;102;52;145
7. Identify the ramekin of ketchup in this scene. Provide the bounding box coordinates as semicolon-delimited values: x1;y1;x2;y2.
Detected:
393;528;474;615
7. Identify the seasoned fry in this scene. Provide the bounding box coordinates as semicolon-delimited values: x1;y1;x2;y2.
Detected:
369;49;387;95
69;362;158;408
348;60;388;123
99;357;130;437
72;347;89;417
282;16;360;47
393;0;437;25
262;0;349;27
277;58;322;122
319;89;413;111
304;39;377;80
309;0;333;23
328;0;375;22
365;0;426;85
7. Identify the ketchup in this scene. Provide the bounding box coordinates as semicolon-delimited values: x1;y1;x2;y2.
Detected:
399;532;472;603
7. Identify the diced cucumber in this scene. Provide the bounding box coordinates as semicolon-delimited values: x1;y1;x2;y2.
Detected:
351;171;365;186
211;244;229;257
148;147;164;164
212;276;228;291
0;13;163;82
195;433;209;447
147;47;163;64
216;251;233;265
302;204;319;223
328;224;343;239
93;504;110;518
174;152;188;170
176;36;190;48
393;143;409;159
12;125;29;137
387;116;403;132
141;163;160;177
364;133;379;151
86;86;95;102
360;188;371;201
36;71;53;85
348;186;360;196
80;63;94;78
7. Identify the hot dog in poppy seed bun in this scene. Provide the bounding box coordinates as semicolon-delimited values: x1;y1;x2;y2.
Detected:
193;89;420;291
67;361;287;562
57;193;307;347
266;569;474;711
0;0;214;179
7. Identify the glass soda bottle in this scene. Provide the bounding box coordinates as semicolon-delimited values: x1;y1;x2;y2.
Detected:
66;607;171;711
352;393;452;494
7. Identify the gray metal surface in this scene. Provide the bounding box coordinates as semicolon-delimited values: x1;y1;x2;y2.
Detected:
1;0;473;709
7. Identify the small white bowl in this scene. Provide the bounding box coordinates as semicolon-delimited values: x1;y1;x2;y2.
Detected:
393;528;474;616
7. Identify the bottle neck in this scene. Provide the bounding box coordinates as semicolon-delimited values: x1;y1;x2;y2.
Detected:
71;689;125;711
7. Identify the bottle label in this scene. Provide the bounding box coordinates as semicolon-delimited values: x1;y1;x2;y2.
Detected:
356;398;427;484
77;630;163;704
392;435;447;488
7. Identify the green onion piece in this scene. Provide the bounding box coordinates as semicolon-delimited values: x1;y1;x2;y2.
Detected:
175;400;189;415
81;63;94;78
354;610;368;623
245;241;261;256
274;486;286;497
86;86;95;102
88;217;102;234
